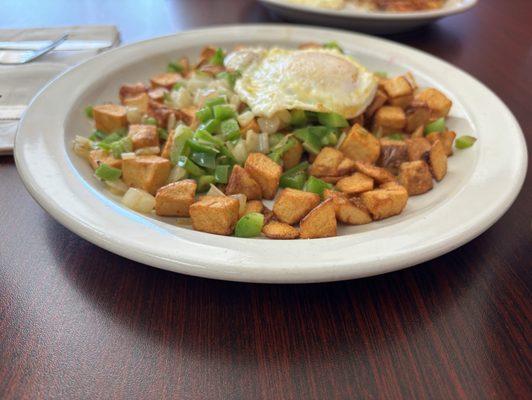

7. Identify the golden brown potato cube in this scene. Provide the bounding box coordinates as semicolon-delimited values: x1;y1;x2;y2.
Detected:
336;157;356;176
178;106;199;129
414;88;452;119
405;102;431;133
378;138;408;173
196;46;217;68
398;161;433;195
309;147;345;177
262;221;300;240
155;179;197;217
361;185;408;220
373;106;406;133
324;190;372;225
161;130;174;160
406;137;431;161
150;72;182;89
353;161;395;184
364;89;388;118
244;153;282;200
411;125;424;138
273;188;320;225
427;131;456;156
388;95;414;109
225;165;262;200
128;124;159;150
339;124;381;164
189;196;240;236
299;199;337;239
321;176;344;184
119;82;148;103
335;173;374;195
148;101;175;126
93;104;127;134
122;155;171;195
88;149;122;170
282;139;304;170
123;92;149;114
429;140;448;181
382;75;415;99
240;118;260;135
148;87;168;103
241;200;264;217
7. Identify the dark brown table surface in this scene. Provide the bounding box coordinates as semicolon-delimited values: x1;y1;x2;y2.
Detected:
1;0;531;398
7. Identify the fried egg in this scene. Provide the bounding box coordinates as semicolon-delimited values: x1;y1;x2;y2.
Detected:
286;0;345;9
225;47;378;119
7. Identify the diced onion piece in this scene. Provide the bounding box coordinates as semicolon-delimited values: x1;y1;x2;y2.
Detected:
126;106;142;124
166;112;177;131
229;94;241;109
122;188;155;213
104;179;129;195
167;166;187;183
170;87;193;109
206;184;226;197
275;110;291;129
135;146;160;155
232;139;248;164
121;152;136;160
258;132;270;154
73;135;92;159
245;131;260;152
335;131;347;149
229;194;247;215
237;110;255;127
257;115;280;134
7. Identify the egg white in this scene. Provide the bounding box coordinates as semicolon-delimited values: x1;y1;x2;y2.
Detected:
225;47;378;119
286;0;345;9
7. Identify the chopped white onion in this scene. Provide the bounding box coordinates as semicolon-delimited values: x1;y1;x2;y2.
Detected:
122;188;155;213
258;133;270;154
229;194;247;215
232;139;248;164
121;152;136;160
105;179;129;195
229;93;241;109
335;132;347;149
73;135;92;159
206;184;226;197
126;106;142;124
169;87;193;109
257;115;280;134
135;146;160;155
237;110;255;127
245;131;260;153
166;112;177;131
167;166;187;183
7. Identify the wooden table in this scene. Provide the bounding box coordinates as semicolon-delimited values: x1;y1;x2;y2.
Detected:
1;0;531;398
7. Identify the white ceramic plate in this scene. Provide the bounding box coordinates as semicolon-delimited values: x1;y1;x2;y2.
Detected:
259;0;477;34
15;25;526;283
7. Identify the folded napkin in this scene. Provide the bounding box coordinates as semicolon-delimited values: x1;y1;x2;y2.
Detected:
0;25;120;155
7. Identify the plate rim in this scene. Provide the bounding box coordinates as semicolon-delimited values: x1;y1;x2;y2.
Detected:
259;0;478;20
14;24;527;283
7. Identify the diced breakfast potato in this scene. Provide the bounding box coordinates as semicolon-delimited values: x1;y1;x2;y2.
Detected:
373;106;406;134
388;95;414;109
241;200;264;217
378;138;408;173
161;129;175;160
405;101;431;133
353;161;395;184
148;87;168;102
273;188;321;225
339;124;381;164
398;160;433;195
282;139;304;170
189;195;240;236
128;124;159;150
426;131;456;156
240;118;260;135
179;106;198;130
335;172;374;195
225;165;262;200
324;189;372;225
364;89;388;118
429;139;448;181
88;149;122;170
336;157;356;176
382;74;416;99
414;88;452;119
360;184;408;220
150;72;181;89
406;137;431;161
123;92;149;114
122;155;171;195
93;104;127;134
155;179;197;216
119;82;148;102
299;199;337;239
197;46;217;68
148;101;175;126
262;221;300;240
309;147;345;177
244;153;282;200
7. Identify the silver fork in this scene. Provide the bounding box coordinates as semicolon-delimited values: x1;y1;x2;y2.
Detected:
0;34;69;65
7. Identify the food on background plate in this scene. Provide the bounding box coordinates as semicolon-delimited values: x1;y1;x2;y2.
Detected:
74;42;476;239
286;0;447;11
